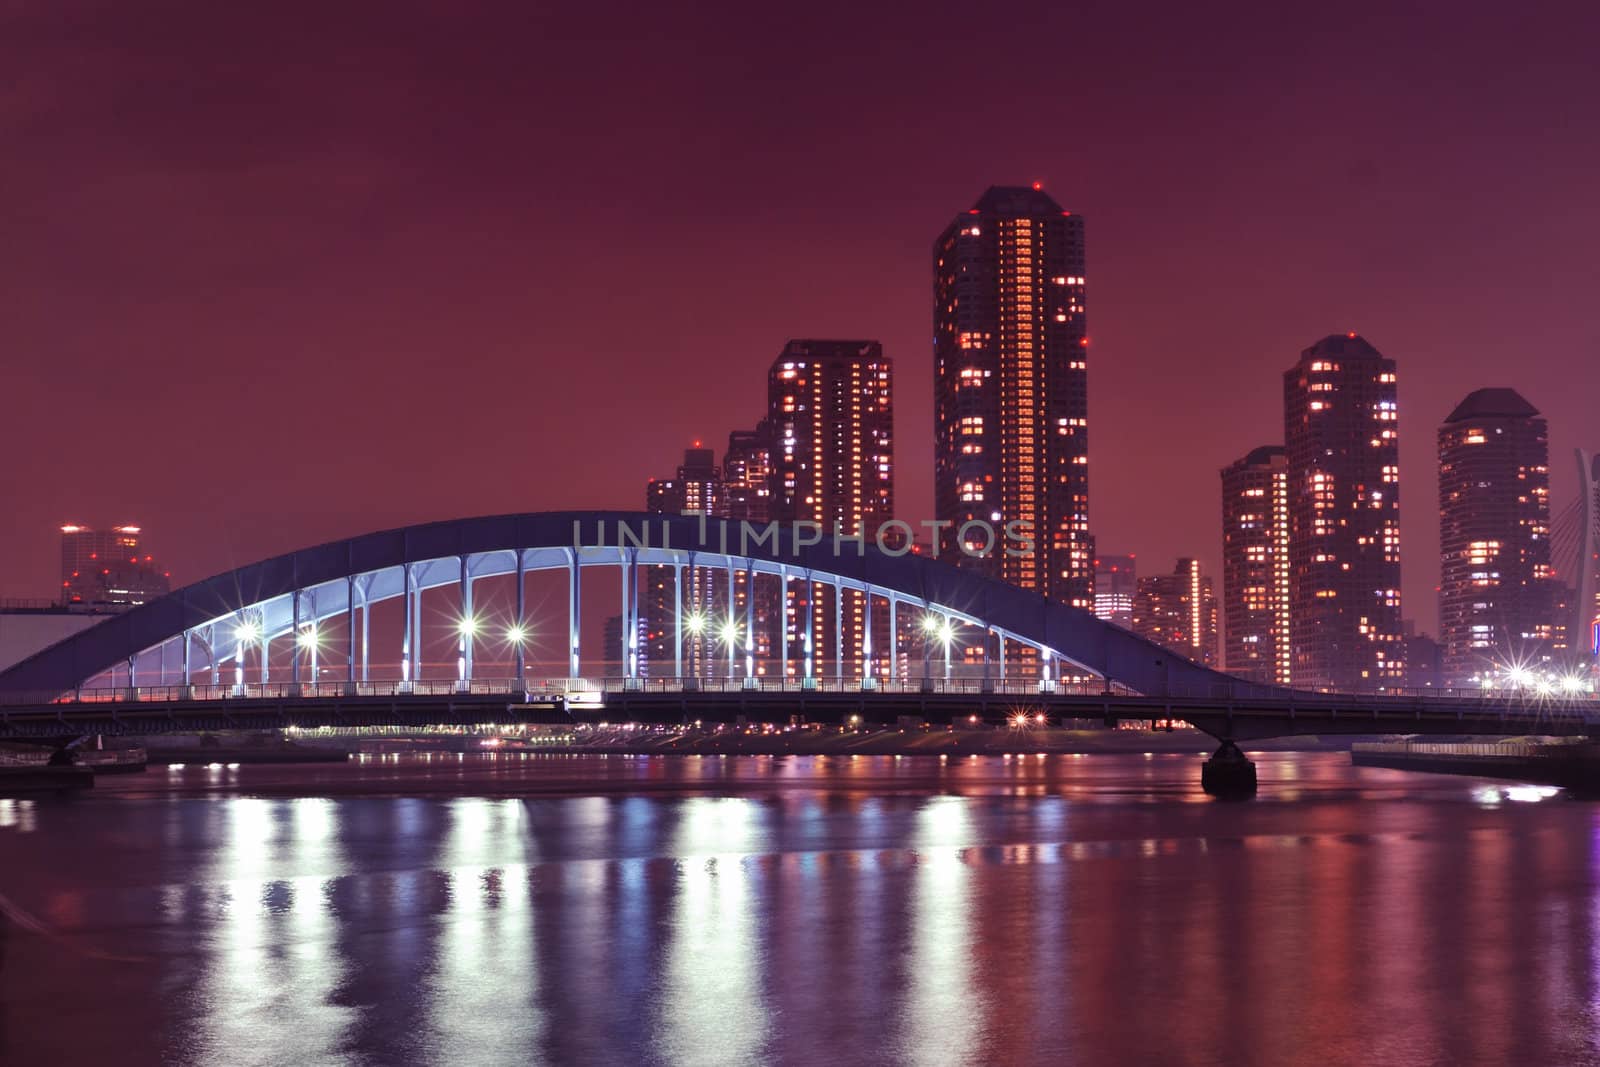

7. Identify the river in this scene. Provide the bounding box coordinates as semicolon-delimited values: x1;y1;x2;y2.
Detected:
1;752;1597;1066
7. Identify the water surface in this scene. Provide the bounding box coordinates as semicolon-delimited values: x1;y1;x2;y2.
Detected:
1;752;1596;1066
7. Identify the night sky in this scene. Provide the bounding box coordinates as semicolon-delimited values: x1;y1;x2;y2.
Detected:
4;1;1597;634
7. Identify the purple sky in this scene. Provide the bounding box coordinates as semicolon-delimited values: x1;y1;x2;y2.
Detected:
3;0;1597;633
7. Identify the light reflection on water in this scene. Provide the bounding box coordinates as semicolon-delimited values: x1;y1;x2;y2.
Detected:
2;752;1600;1066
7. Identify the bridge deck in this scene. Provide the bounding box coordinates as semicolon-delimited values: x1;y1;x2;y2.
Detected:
0;679;1592;741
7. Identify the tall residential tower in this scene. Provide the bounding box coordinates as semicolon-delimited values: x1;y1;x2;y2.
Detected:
1437;388;1555;682
934;185;1092;607
1284;334;1403;690
768;340;894;678
1220;446;1291;685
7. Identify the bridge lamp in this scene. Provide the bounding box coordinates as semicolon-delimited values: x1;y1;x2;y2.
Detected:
920;614;940;635
685;611;707;636
1009;711;1030;729
1561;675;1587;695
295;626;319;649
1506;666;1532;688
234;620;260;644
938;621;956;645
457;616;481;638
1535;678;1554;696
718;618;742;646
504;623;528;647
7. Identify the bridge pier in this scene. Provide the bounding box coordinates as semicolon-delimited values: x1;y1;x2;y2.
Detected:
1201;740;1257;797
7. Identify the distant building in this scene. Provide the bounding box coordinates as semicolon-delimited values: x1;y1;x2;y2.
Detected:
1093;555;1136;628
1131;558;1218;667
933;185;1093;608
768;340;894;679
59;524;169;609
1220;446;1291;685
722;422;773;523
642;445;726;676
645;444;722;517
603;613;647;675
1403;630;1444;690
1437;388;1557;684
1284;334;1403;690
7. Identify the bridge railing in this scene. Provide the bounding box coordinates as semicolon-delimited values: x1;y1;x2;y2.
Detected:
0;675;1595;710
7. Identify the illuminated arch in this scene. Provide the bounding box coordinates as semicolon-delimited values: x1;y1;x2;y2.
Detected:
0;511;1255;699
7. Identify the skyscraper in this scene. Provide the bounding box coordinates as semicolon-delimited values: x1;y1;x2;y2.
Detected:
1284;334;1403;691
768;340;894;678
59;524;170;608
1437;389;1556;682
1130;558;1218;667
933;185;1092;607
1093;554;1137;628
1220;446;1291;685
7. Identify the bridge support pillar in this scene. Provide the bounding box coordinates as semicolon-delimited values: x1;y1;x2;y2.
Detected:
1201;740;1257;798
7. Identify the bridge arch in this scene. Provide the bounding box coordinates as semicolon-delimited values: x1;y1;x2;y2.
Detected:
0;511;1253;700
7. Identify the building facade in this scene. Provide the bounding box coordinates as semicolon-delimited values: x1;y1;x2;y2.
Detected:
1130;558;1218;667
1437;388;1556;683
642;445;725;676
1284;334;1403;690
1220;446;1291;685
1093;554;1136;629
59;524;169;608
768;340;894;679
933;185;1092;608
722;422;773;523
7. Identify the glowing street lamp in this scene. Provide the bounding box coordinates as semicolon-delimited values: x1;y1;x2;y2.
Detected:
504;623;528;646
718;616;743;679
456;615;480;683
233;619;258;689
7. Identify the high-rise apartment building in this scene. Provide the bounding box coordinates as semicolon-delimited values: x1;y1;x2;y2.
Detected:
1093;554;1137;629
1437;389;1557;683
1220;446;1291;685
59;524;170;608
933;185;1092;607
768;340;894;679
722;422;773;523
1284;334;1403;691
1130;558;1218;667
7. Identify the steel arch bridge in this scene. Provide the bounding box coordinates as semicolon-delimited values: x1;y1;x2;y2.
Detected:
0;511;1236;699
0;512;1592;748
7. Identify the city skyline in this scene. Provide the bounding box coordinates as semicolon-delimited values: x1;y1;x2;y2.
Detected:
3;4;1598;640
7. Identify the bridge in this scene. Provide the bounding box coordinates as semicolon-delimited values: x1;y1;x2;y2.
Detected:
1;511;1594;791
